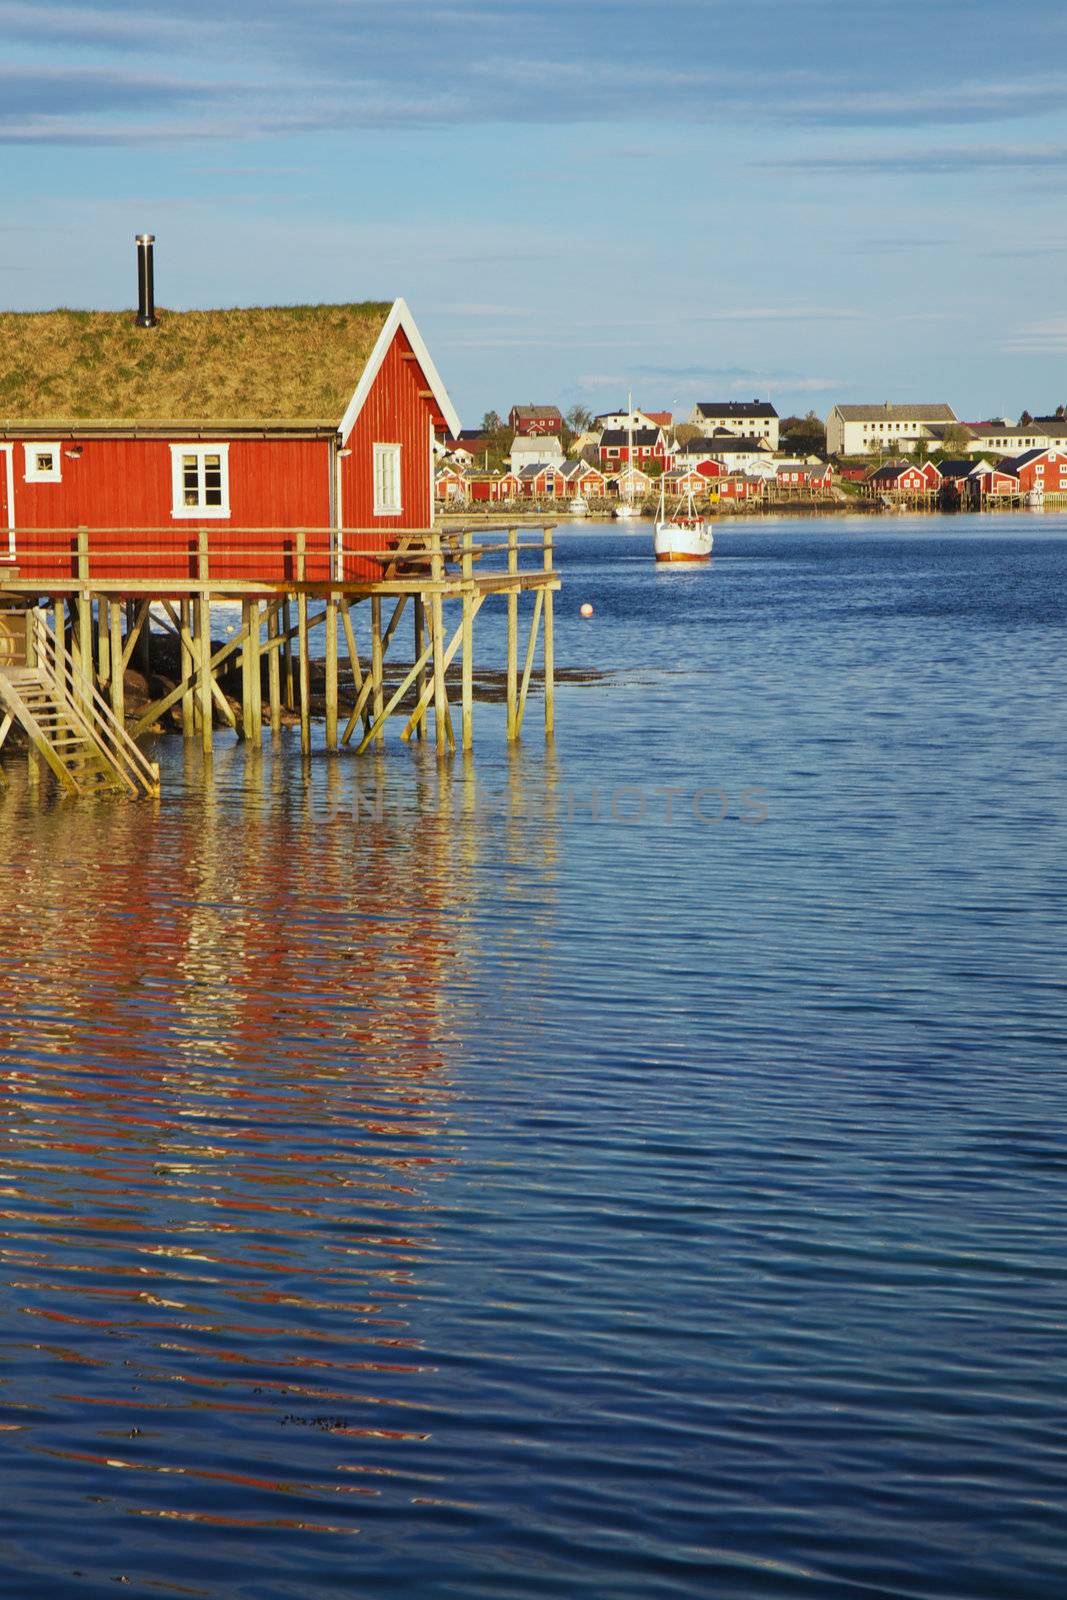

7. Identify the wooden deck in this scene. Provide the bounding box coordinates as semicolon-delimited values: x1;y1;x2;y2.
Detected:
0;524;559;789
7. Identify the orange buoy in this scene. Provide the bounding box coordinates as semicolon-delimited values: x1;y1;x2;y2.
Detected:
580;602;594;618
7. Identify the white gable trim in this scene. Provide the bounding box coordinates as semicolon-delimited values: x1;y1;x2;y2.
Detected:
338;298;461;445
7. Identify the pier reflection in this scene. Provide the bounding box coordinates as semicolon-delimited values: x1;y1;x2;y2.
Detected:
0;740;560;1577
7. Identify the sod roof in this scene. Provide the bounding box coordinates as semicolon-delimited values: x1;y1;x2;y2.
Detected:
0;302;393;426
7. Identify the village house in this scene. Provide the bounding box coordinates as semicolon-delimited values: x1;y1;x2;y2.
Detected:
662;466;707;497
865;461;932;498
518;462;566;499
717;474;765;501
435;464;468;503
826;403;958;457
597;426;671;470
963;421;1067;456
561;459;606;500
509;404;562;437
469;469;521;503
998;446;1067;496
611;464;653;500
0;242;460;587
594;406;670;432
688;400;780;450
510;433;564;474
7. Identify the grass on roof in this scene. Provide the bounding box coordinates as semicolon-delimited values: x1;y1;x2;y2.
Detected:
0;302;393;422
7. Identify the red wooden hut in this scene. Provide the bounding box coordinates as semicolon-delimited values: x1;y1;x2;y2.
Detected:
0;267;460;589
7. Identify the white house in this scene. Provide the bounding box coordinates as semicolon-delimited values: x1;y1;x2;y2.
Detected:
826;403;958;457
510;434;564;473
688;400;779;449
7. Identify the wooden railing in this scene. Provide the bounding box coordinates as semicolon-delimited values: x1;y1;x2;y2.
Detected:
1;525;557;593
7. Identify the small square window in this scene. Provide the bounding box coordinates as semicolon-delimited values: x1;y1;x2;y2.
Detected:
24;443;61;483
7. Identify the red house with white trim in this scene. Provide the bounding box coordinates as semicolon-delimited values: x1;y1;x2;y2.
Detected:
999;446;1067;495
0;243;460;587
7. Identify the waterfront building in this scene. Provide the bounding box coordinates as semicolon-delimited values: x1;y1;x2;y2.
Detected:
0;251;460;586
597;427;671;470
436;464;469;502
826;403;957;457
997;447;1067;496
509;405;563;437
560;460;606;499
688;401;779;449
518;462;566;498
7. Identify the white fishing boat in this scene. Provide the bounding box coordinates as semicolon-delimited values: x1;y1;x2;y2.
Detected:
1028;484;1045;509
570;495;589;516
613;389;643;521
653;482;713;562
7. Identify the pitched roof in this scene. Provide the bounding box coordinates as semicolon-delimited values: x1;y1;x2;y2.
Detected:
600;427;662;447
938;457;980;477
512;404;562;421
833;403;957;423
518;462;563;479
0;302;400;427
694;400;778;419
682;433;770;455
561;458;603;480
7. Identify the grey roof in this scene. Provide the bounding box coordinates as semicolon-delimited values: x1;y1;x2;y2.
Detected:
938;458;980;477
600;427;661;447
518;462;563;479
694;400;778;419
834;403;957;423
681;434;769;455
512;404;562;420
561;458;602;479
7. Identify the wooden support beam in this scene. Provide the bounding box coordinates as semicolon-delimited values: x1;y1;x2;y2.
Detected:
197;529;213;756
297;531;310;757
267;602;281;733
282;597;295;711
543;526;555;737
109;599;125;725
516;589;543;735
180;598;194;737
370;596;384;745
240;599;253;742
249;600;263;743
506;525;518;740
461;527;474;751
400;598;482;744
325;592;338;750
413;595;427;742
430;533;447;756
357;600;482;756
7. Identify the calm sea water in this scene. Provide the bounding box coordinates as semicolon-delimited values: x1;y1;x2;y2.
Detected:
1;514;1065;1599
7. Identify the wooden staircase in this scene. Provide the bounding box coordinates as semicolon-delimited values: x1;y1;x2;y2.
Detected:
0;609;160;798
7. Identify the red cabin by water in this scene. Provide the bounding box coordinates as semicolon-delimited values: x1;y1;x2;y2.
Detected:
0;285;460;591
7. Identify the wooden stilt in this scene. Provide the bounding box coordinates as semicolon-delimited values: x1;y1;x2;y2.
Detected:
370;595;384;745
297;531;310;757
197;529;213;756
240;599;253;741
543;525;555;738
267;602;281;733
413;595;427;742
325;592;339;750
109;600;125;725
506;525;518;740
97;596;110;690
339;599;370;737
516;590;543;735
461;527;474;751
283;597;295;711
77;527;92;704
180;599;194;737
430;532;447;756
249;601;263;744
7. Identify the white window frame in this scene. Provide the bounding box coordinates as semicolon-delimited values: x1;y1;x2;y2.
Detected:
373;443;403;517
23;442;61;484
170;443;231;519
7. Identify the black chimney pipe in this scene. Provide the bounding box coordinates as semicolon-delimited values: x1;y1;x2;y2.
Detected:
135;233;157;328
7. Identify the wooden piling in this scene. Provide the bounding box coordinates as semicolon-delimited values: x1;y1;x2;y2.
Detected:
430;531;447;756
240;599;253;741
282;597;295;711
267;602;281;733
249;601;263;744
325;591;339;750
180;598;194;737
461;526;474;751
297;531;310;757
506;525;518;740
543;525;555;736
197;529;213;756
109;600;125;725
413;595;427;742
370;595;385;745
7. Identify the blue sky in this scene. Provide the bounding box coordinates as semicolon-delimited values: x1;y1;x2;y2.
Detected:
2;0;1066;424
